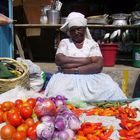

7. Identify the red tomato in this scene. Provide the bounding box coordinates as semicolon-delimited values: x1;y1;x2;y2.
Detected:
22;102;31;107
26;124;38;140
0;109;4;123
27;98;36;108
2;111;9;123
2;101;15;112
15;99;23;109
20;106;33;119
12;131;26;140
7;112;23;127
25;118;35;127
17;123;28;132
0;124;16;140
0;103;2;109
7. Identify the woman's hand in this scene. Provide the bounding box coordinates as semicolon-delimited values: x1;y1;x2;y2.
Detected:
56;54;103;74
55;53;92;69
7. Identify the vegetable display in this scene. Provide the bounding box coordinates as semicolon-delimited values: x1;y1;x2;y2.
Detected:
0;96;140;140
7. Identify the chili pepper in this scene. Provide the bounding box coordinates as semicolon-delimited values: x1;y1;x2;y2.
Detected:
77;130;85;136
103;126;114;138
119;129;128;137
81;122;93;129
82;127;96;136
120;137;138;140
134;133;140;139
72;108;85;117
120;121;133;130
76;135;88;140
87;134;100;140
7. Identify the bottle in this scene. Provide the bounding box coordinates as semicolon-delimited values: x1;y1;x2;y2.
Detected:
40;14;48;24
40;6;48;24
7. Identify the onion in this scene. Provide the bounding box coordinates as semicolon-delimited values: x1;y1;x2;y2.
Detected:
68;115;81;130
40;115;55;122
49;97;56;102
58;130;69;140
55;117;65;130
56;95;64;100
55;99;64;107
52;130;59;140
36;121;55;139
65;129;75;140
36;123;46;138
36;97;45;103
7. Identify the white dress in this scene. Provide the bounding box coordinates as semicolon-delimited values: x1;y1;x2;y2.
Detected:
45;38;127;102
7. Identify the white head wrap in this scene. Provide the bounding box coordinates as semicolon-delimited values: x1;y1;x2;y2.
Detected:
60;12;93;41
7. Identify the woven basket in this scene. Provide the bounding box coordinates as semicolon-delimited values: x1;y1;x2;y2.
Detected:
0;58;30;93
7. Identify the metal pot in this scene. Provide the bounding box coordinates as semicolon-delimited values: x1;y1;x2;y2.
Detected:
130;11;140;25
111;13;130;25
47;10;60;24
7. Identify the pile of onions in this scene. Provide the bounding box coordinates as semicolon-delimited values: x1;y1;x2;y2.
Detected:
36;99;80;140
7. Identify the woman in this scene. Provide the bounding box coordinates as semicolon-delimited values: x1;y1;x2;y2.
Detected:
45;12;127;102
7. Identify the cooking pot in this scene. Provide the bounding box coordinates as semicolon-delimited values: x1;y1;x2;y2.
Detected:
47;10;60;24
130;11;140;25
111;13;130;25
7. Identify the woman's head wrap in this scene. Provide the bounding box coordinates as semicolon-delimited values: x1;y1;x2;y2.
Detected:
60;12;93;40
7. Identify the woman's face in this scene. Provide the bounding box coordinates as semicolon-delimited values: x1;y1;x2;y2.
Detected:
69;26;86;43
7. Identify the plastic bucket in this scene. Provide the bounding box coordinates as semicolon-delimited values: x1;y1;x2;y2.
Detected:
132;43;140;68
100;43;118;67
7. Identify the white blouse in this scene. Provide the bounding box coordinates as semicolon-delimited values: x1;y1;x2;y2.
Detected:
56;38;102;57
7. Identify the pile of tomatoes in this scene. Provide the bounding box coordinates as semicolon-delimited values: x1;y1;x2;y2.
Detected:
0;98;39;140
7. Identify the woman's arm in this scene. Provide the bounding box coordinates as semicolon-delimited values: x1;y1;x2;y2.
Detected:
62;56;103;74
55;53;92;68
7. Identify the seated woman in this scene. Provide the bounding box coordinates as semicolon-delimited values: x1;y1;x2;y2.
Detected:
45;12;127;102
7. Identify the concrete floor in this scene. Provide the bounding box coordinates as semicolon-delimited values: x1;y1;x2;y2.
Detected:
35;62;140;98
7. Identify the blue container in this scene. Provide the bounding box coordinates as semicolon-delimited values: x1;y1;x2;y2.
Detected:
0;0;14;58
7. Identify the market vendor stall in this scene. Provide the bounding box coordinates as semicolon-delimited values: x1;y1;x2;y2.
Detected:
0;57;139;140
0;85;140;140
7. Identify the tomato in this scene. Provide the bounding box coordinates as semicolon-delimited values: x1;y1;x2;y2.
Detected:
26;124;38;140
17;123;28;132
20;106;33;119
15;99;23;109
7;112;23;127
25;118;35;127
2;101;15;112
0;124;16;140
22;102;31;107
2;111;9;123
12;131;26;140
27;98;36;108
0;103;2;109
0;109;4;123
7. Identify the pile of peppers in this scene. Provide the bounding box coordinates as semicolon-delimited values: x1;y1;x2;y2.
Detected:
68;103;140;140
76;122;114;140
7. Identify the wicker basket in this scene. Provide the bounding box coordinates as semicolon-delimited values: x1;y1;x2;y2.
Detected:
0;58;30;93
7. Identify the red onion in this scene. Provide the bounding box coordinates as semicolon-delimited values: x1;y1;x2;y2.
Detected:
36;121;55;139
55;99;64;107
55;118;65;130
58;130;69;140
65;129;75;140
36;97;45;103
52;131;59;140
40;115;55;122
68;115;81;130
